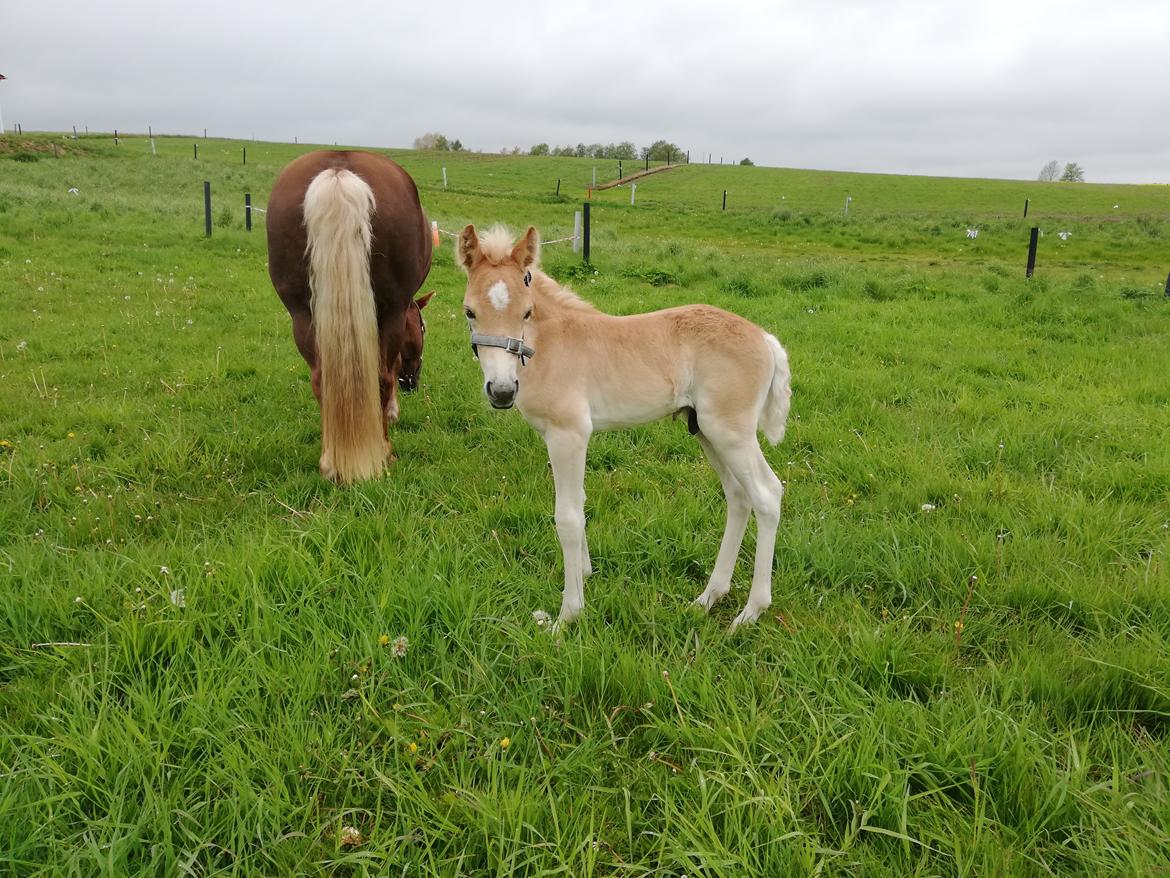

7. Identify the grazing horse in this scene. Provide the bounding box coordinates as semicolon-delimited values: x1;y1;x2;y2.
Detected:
266;150;432;483
457;225;791;631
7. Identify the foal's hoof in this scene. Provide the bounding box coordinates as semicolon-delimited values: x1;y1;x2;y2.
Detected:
692;587;729;614
729;604;767;631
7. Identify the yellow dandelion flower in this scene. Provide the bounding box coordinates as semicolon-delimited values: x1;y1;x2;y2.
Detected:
68;432;75;438
500;737;511;750
407;742;418;754
378;633;390;647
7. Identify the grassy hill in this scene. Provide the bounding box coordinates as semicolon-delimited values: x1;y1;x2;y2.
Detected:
1;132;1168;876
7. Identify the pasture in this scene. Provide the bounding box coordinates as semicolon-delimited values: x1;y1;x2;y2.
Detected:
1;133;1169;876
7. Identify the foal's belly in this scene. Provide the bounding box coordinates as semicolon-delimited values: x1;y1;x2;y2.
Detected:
588;388;684;431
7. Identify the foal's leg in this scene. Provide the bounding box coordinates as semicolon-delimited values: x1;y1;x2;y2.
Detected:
544;427;590;629
710;434;784;630
692;434;751;612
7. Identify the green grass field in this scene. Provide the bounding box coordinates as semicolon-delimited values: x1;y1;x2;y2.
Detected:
1;132;1169;876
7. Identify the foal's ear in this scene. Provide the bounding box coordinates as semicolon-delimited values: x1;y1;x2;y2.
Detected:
416;290;435;309
457;225;480;274
510;225;540;270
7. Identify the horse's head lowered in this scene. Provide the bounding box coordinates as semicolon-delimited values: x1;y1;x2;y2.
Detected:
457;224;539;410
397;291;434;392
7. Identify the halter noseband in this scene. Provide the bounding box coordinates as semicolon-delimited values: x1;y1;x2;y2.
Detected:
469;332;534;366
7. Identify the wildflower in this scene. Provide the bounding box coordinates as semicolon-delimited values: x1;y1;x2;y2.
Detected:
921;503;936;513
378;633;390;647
407;741;418;754
159;565;170;575
16;341;27;352
169;589;186;608
391;636;408;658
500;737;511;750
74;596;84;604
532;609;551;628
339;826;363;847
954;620;965;634
67;432;75;438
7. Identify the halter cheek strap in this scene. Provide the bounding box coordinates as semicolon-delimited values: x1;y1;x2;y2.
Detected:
469;331;535;365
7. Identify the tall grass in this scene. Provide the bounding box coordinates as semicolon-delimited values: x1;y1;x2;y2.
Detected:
1;133;1168;875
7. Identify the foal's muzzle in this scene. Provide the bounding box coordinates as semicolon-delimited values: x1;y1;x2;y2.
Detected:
485;380;517;409
398;373;419;393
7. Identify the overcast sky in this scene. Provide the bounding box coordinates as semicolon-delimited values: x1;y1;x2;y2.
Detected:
2;1;1167;183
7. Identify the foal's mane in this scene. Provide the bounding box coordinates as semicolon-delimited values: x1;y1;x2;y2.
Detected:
479;225;598;314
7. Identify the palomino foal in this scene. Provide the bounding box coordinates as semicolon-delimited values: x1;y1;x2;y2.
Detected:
458;225;791;631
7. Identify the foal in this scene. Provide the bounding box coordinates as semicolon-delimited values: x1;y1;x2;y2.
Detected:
458;225;791;631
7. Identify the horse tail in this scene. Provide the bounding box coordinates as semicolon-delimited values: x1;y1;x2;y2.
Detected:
759;332;791;446
302;168;384;483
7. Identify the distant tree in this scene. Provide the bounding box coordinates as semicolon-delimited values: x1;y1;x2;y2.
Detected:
552;145;575;157
1037;159;1060;182
450;139;463;152
642;140;685;162
529;143;550;156
1060;162;1085;183
587;143;605;159
740;157;754;166
613;141;638;160
413;132;444;150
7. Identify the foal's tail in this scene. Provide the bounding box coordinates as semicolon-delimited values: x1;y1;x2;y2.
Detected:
303;168;385;484
759;333;792;446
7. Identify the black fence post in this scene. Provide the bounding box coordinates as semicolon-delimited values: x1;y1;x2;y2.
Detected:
245;193;252;232
114;128;119;145
242;147;246;165
618;160;622;179
1024;198;1029;218
555;178;561;196
722;190;728;211
1164;270;1169;297
194;143;198;160
1025;227;1039;278
204;181;212;238
583;202;591;263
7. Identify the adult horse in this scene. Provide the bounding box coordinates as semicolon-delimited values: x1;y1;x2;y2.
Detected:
267;150;432;483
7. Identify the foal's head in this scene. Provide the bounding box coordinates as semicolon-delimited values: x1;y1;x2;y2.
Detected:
457;224;539;409
396;291;433;392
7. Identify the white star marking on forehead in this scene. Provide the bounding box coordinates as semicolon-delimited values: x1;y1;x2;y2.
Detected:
487;280;510;311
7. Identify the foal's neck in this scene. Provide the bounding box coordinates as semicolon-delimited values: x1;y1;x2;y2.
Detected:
532;271;600;320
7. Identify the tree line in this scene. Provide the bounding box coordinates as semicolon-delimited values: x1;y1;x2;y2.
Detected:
413;133;689;163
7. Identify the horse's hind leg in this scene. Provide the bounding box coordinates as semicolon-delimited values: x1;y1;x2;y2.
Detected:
693;434;751;612
707;432;783;630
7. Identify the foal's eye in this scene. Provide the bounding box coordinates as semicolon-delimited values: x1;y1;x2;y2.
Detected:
464;308;475;320
523;308;533;321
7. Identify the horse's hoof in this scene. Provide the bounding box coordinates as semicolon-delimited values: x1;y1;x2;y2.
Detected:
729;605;764;631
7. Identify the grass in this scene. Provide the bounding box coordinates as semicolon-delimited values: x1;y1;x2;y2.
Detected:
1;131;1169;876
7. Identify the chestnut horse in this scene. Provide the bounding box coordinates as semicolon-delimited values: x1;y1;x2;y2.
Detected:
458;225;791;632
267;150;432;483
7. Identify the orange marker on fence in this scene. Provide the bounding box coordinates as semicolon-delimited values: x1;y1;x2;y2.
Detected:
431;220;440;248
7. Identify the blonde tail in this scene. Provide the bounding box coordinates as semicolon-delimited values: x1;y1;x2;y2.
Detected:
303;168;384;483
759;333;791;446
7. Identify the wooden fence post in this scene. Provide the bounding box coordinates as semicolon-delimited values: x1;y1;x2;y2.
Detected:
1026;227;1039;278
204;182;212;238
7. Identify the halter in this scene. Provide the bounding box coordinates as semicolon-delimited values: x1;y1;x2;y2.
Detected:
469;332;534;366
467;270;535;365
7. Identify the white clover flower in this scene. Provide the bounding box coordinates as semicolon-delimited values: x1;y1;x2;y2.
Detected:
921;503;936;513
169;588;186;608
532;610;552;628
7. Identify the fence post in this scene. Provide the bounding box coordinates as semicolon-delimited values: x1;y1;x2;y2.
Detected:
1025;227;1039;278
242;146;246;165
245;193;252;232
1164;270;1169;298
572;210;582;254
583;202;591;263
1023;198;1029;218
194;143;198;160
72;125;77;139
592;167;597;187
722;190;727;211
618;160;622;179
114;128;119;145
442;167;447;189
204;181;212;238
631;183;637;206
556;178;560;196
